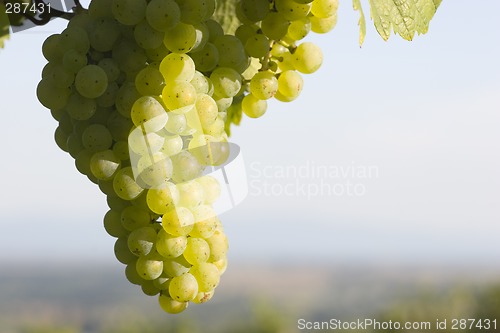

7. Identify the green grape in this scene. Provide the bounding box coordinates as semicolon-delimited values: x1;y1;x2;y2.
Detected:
203;117;225;137
270;42;288;58
146;44;171;62
134;20;164;50
54;126;69;152
50;107;65;122
277;51;296;71
206;229;229;260
135;65;165;96
65;93;96;121
212;257;228;275
196;176;221;205
115;237;137;265
183;237;210;265
214;35;248;72
249;70;278;100
274;90;296;102
292;42;323;74
99;179;116;196
131;96;168;133
89;18;120;52
235;24;256;45
189;43;219;72
244;34;270;58
162;207;195;236
190;205;217;238
163;22;197;53
137;152;173;187
105;210;129;238
240;0;270;22
107;194;132;211
98;58;121;82
275;0;311;20
75;149;94;177
169;273;198;302
112;0;146;25
108;111;133;142
210;67;242;98
192;290;214;304
75;65;109;99
156;229;187;258
242;93;267;118
115;82;140;119
203;0;216;20
170;151;203;183
261;12;290;41
189;262;220;292
310;14;337;33
63;49;87;73
214;95;233;112
164;113;187;135
127;226;157;256
113;141;130;161
158;294;188;314
162;81;197;112
59;26;90;54
190;71;210;94
42;34;63;62
160;135;184;156
177;0;208;24
146;183;180;214
96;82;119;108
159;53;196;82
195;94;218;128
277;70;303;98
153;276;171;290
128;130;164;155
88;0;113;19
205;19;224;43
66;132;84;158
136;253;164;280
112;39;148;73
311;0;338;18
163;257;191;277
36;78;71;110
82;124;113;152
141;279;161;296
121;205;151;231
113;167;144;200
146;0;180;32
46;65;75;89
125;260;144;285
190;22;210;53
177;181;204;208
287;17;311;40
90;150;121;180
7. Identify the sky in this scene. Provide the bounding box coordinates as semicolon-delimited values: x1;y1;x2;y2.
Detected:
0;1;499;266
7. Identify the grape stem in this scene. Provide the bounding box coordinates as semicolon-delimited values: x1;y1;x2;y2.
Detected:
260;40;275;71
19;0;83;26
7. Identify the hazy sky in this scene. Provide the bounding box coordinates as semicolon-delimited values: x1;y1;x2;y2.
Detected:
0;1;498;265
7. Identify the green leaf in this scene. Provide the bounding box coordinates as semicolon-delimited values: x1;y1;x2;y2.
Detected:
367;0;441;41
1;3;10;49
352;0;367;46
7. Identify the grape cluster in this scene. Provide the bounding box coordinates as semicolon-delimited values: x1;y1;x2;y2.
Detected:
226;0;338;121
37;0;231;314
36;0;338;315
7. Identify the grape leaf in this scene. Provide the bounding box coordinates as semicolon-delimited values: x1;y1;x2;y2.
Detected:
367;0;441;42
213;0;240;34
352;0;366;46
0;3;10;49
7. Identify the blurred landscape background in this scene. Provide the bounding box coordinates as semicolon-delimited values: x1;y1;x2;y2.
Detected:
1;261;500;332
